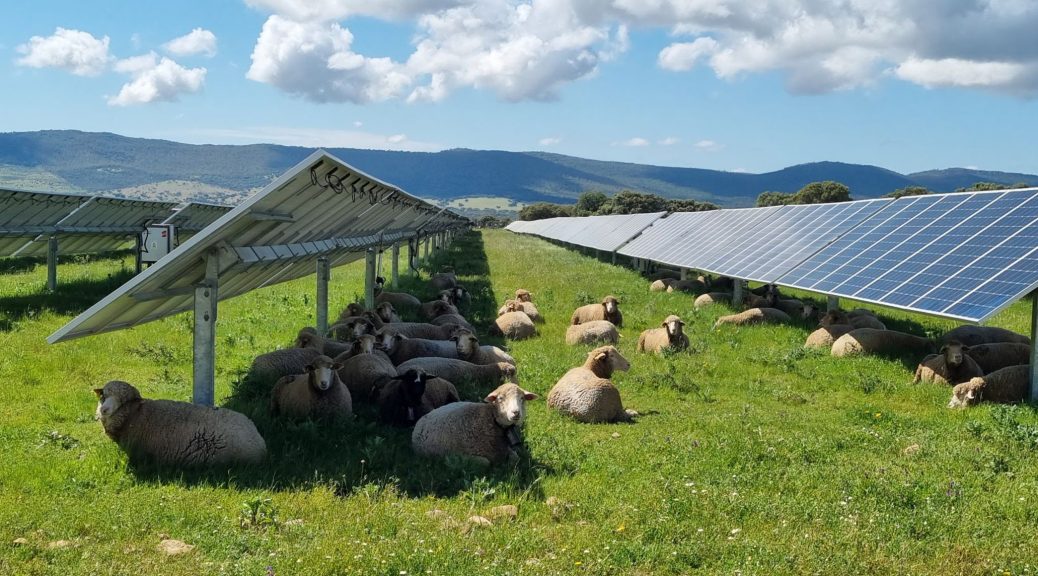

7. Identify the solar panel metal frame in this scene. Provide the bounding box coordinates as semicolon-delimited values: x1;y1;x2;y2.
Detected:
162;202;234;240
49;149;465;344
0;188;87;257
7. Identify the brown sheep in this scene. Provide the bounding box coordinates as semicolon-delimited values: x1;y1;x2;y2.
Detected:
948;365;1031;408
637;315;689;354
497;299;542;323
374;301;402;323
804;324;855;349
942;325;1031;347
965;342;1032;374
694;292;732;309
831;328;935;358
492;304;537;339
375;286;422;310
714;308;791;328
548;346;634;423
650;278;676;292
912;341;984;385
270;355;352;421
333;334;397;401
565;320;620;346
362;311;467;340
515;289;533;302
571;296;623;328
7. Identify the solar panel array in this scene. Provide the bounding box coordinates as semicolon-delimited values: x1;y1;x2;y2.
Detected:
16;196;177;257
162;202;234;240
510;188;1038;323
50;150;467;343
0;189;85;257
505;212;666;252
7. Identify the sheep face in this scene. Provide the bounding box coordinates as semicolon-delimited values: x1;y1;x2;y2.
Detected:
452;331;480;358
375;302;397;323
591;346;630;374
438;290;453;303
94;380;141;423
663;315;685;338
504;300;521;314
515;289;532;302
375;276;386;289
802;304;818;321
374;330;402;353
819;310;849;327
452;286;468;303
346;302;366;317
602;296;619;315
484;383;538;428
307;356;343;392
948;378;985;408
332;317;374;341
941;341;968;368
351;334;378;355
295;328;320;350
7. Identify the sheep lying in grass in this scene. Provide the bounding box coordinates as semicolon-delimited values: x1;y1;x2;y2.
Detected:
819;309;886;330
412;382;538;465
336;302;367;323
965;342;1032;374
650;278;676;292
94;381;266;468
376;329;509;365
377;369;459;427
327;316;375;341
948;365;1030;408
714;308;791;328
421;293;458;320
913;341;984;385
429;268;457;291
375;286;422;310
455;333;516;366
804;325;855;349
333;334;397;401
694;292;732;309
942;325;1031;347
548;345;634;423
492;306;538;340
497;299;543;323
637;315;689;354
363;312;466;340
248;346;324;388
666;279;708;295
270;355;352;420
296;327;352;358
571;296;623;328
831;328;935;358
395;358;518;390
515;289;533;302
430;312;476;333
565;320;619;346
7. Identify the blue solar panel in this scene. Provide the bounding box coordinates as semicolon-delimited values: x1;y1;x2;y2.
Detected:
618;211;717;263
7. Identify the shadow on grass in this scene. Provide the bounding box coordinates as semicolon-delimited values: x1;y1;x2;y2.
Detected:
127;231;548;498
0;266;135;332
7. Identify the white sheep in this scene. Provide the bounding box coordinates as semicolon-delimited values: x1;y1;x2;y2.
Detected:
412;382;538;465
912;341;984;385
374;302;402;323
565;320;620;346
377;368;460;427
492;307;538;340
571;296;623;328
363;312;467;340
515;289;534;302
420;292;459;320
429;268;458;291
497;299;543;323
333;334;397;401
248;346;324;388
714;307;791;328
94;381;266;468
430;312;476;333
965;342;1032;374
831;328;934;358
804;325;855;349
326;316;376;341
948;365;1030;408
270;355;352;421
694;292;732;309
375;286;422;310
394;358;518;390
548;345;634;423
637;315;689;354
649;278;676;292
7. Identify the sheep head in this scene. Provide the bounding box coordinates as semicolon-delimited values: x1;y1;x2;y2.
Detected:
430;300;454;317
801;304;818;322
948;378;985;408
504;300;522;314
375;302;397;323
94;380;140;424
374;330;403;353
351;334;378;356
307;356;343;392
484;382;537;428
586;345;630;377
452;286;468;304
345;302;367;317
396;369;430;417
451;330;480;359
819;310;849;327
295;327;321;350
601;296;620;315
498;362;519;384
662;315;685;339
437;290;453;303
940;340;968;368
515;289;532;302
375;276;386;289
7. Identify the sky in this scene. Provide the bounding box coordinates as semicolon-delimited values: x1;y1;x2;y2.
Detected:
2;0;1037;175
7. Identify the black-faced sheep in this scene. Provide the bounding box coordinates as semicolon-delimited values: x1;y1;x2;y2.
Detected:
637;315;689;354
912;341;984;385
804;324;855;349
571;296;623;328
412;382;538;465
694;292;732;309
948;365;1030;408
270;355;352;420
377;369;460;427
831;328;935;358
333;334;397;401
965;342;1032;374
714;308;791;328
565;320;620;346
94;381;266;468
492;307;538;340
548;345;634;423
394;358;518;390
942;325;1031;347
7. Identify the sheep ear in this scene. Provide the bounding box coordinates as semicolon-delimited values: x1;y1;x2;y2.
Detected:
594;352;608;362
93;388;103;397
962;345;971;352
332;363;343;371
484;393;498;403
661;319;668;327
939;345;948;353
450;336;459;342
305;364;315;372
523;392;539;401
965;389;976;401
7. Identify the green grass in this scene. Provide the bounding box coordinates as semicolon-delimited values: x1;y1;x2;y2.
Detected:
2;229;1038;575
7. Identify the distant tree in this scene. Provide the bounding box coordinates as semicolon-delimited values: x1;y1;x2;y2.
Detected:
598;191;670;215
756;191;795;207
794;181;852;204
885;186;931;199
519;202;573;221
575;191;609;215
955;181;1029;192
667;199;720;212
474;215;510;228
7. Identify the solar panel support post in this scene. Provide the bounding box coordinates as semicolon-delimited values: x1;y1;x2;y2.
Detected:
611;251;617;265
391;243;400;288
680;268;688;281
316;257;330;336
827;295;840;312
365;248;377;310
1031;292;1038;401
732;280;744;306
192;250;219;406
46;236;58;291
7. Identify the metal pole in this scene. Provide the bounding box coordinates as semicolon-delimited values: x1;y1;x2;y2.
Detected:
611;251;617;265
391;243;400;288
316;257;329;335
365;248;377;310
46;236;58;291
680;268;688;281
192;251;219;406
732;279;744;307
408;239;417;276
423;236;430;261
827;295;840;312
1030;292;1038;400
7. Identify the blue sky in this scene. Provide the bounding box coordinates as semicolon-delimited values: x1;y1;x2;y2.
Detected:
2;0;1037;175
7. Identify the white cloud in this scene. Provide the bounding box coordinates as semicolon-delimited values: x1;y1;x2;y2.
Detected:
539;136;561;146
108;54;206;106
894;57;1027;90
164;28;218;57
658;37;718;71
658;136;680;146
16;28;112;76
244;0;462;22
694;139;723;151
619;137;649;147
185;126;443;151
246;15;410;103
354;120;364;127
387;133;408;143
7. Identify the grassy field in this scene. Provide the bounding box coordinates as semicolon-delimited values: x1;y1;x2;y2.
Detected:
2;229;1038;575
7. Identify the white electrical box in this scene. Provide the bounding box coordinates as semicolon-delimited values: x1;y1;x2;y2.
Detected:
139;224;177;265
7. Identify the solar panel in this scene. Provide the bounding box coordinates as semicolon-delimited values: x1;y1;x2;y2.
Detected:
162;202;234;240
15;196;177;257
778;189;1038;322
0;189;85;257
617;211;717;262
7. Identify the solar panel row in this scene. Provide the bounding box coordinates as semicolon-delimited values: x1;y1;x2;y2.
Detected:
505;212;666;253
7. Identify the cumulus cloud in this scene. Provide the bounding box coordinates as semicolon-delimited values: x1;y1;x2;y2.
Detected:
894;57;1028;90
187;126;442;151
244;0;463;22
164;28;218;57
539;136;561;146
108;53;207;106
16;27;112;76
658;37;718;71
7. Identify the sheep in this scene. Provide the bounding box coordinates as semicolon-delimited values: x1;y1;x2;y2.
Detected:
646;269;681;281
497;299;543;323
965;342;1032;374
714;308;791;328
333;334;397;401
948;365;1030;408
247;346;324;388
395;358;518;390
694;292;732;309
804;325;855;349
819;309;887;331
454;332;517;366
375;286;422;310
337;302;368;323
571;296;623;328
565;320;620;346
375;329;470;365
326;316;375;341
429;268;457;291
666;279;708;295
649;278;676;292
449;285;471;306
831;328;935;358
515;289;533;302
772;298;807;319
430;313;476;333
377;368;459;427
412;382;538;465
942;325;1031;347
93;380;266;468
363;311;467;340
420;292;458;320
270;355;352;420
912;341;984;385
547;345;634;423
492;309;538;340
374;302;401;324
295;327;352;358
637;315;689;354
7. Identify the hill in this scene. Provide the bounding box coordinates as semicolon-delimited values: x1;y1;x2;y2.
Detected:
0;130;1034;208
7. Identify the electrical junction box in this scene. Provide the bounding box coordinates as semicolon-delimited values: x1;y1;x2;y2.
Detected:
139;224;177;265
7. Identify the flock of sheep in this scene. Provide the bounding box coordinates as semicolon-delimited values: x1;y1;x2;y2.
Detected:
93;254;1033;470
